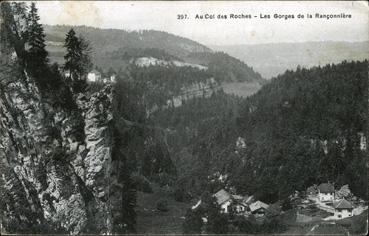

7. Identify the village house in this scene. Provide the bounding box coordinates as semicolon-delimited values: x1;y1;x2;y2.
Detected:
229;194;249;214
102;74;117;83
333;199;354;219
214;189;233;213
64;70;71;78
317;183;335;202
213;189;255;214
249;200;269;217
110;74;117;83
87;69;102;82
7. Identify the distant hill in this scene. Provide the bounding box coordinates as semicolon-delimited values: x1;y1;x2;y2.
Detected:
44;25;211;65
211;41;369;79
44;24;265;95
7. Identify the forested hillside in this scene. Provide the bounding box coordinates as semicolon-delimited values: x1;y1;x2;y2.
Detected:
155;60;368;204
44;25;211;64
185;52;264;83
234;61;368;201
44;25;265;87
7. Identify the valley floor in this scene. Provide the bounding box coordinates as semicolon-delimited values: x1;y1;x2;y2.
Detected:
136;184;193;234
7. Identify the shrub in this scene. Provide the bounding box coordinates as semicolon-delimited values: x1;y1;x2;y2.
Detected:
182;209;203;234
173;186;191;202
156;199;169;212
131;174;153;193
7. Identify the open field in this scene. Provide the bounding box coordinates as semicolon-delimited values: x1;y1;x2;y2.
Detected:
136;184;193;234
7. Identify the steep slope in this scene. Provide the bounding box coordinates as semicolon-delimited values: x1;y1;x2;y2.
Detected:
216;61;368;202
0;9;133;234
44;24;265;97
0;60;118;233
154;60;368;204
212;41;369;79
44;25;212;65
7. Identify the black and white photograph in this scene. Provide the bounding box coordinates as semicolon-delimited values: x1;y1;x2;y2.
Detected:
0;1;368;234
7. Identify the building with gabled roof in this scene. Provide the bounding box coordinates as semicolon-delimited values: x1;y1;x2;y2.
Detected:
87;69;102;82
249;200;269;217
333;199;354;219
213;189;232;213
317;183;335;202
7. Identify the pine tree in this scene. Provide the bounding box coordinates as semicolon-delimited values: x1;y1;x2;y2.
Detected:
64;28;92;92
64;29;79;80
26;2;48;75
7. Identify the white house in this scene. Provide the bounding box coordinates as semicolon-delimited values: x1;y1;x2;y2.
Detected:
87;70;102;82
333;199;354;219
110;74;117;83
249;200;269;217
317;183;335;202
213;189;233;213
64;70;71;78
230;194;249;214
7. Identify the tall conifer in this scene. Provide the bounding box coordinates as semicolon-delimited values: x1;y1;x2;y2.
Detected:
26;2;48;74
64;28;92;92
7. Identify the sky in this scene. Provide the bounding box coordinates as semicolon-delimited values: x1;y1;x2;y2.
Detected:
35;1;369;46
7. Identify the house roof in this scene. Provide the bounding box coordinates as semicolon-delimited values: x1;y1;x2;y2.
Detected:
249;200;269;212
266;203;282;216
232;194;244;201
333;199;353;209
89;69;101;75
318;183;335;193
213;189;232;205
244;195;255;204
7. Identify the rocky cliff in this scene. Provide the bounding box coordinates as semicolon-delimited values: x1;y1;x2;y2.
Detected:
0;45;121;233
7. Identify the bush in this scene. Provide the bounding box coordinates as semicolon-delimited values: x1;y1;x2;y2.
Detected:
173;186;191;202
131;174;153;193
156;199;169;212
182;209;203;234
207;212;228;234
282;199;293;211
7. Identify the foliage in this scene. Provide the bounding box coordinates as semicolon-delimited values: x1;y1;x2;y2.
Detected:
156;199;169;212
186;51;264;83
63;28;92;93
131;174;153;193
233;61;368;201
110;47;182;61
173;185;192;203
169;61;367;202
26;3;48;78
111;128;137;233
0;2;76;109
182;209;203;234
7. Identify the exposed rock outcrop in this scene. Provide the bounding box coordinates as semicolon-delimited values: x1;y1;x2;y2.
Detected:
0;46;119;234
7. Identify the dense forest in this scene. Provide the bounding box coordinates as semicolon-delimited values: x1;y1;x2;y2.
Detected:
158;61;368;204
186;51;264;83
233;61;368;201
44;25;211;64
44;25;265;86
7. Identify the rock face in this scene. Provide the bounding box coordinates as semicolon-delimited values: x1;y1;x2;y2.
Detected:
167;78;220;108
0;48;119;234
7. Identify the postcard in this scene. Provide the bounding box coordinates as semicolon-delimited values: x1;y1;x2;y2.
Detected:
0;1;368;235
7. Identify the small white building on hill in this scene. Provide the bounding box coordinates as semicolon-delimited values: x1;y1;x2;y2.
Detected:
87;70;102;82
249;200;269;217
317;183;335;202
333;199;354;219
214;189;233;213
